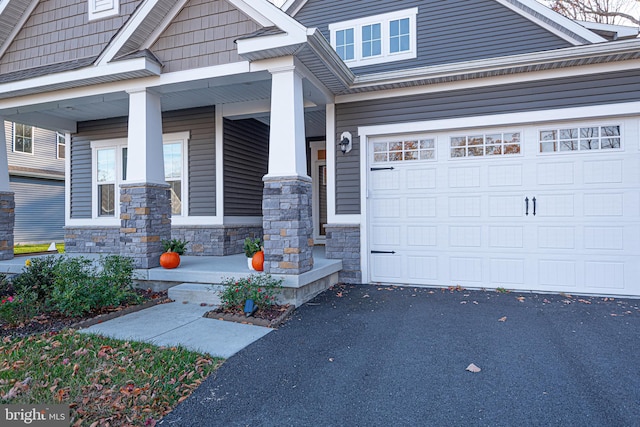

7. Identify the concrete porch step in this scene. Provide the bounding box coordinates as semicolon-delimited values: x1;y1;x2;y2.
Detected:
168;283;224;306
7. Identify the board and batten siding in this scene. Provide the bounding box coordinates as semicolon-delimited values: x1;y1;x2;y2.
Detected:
335;69;640;214
70;107;216;219
11;176;65;243
223;118;269;216
0;0;142;74
294;0;571;75
4;121;65;173
150;0;260;73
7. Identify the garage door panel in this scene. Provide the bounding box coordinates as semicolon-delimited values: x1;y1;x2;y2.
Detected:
371;198;401;218
371;226;401;246
584;193;623;216
490;258;525;285
407;169;436;189
407;256;438;281
449;196;481;217
584;227;624;250
489;164;522;187
585;261;624;290
450;257;483;283
537;194;574;217
538;226;576;249
583;159;623;184
537;162;575;185
489;226;524;248
449;226;481;247
538;259;577;288
371;254;402;281
449;167;480;188
407;197;436;217
489;195;523;217
370;169;400;190
407;226;437;247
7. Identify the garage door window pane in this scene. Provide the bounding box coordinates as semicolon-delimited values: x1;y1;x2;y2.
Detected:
450;132;520;158
539;125;621;153
373;137;435;163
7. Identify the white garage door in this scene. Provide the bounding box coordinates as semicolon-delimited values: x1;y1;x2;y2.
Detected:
367;119;640;296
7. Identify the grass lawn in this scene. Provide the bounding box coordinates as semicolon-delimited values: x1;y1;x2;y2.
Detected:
0;330;222;425
14;243;65;255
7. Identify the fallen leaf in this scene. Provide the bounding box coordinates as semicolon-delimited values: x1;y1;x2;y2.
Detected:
328;358;334;362
466;363;481;373
498;316;507;322
578;299;591;304
336;292;343;298
516;296;525;302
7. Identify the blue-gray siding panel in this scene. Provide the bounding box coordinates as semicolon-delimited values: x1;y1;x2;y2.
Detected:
335;69;640;214
223;118;269;216
70;108;216;219
4;121;65;173
11;176;64;243
294;0;571;75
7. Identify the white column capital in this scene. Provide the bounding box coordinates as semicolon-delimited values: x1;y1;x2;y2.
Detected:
0;119;11;192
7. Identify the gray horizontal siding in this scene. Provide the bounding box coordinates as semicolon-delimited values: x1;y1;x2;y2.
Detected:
4;121;65;173
70;108;216;219
223;118;269;216
162;107;216;216
10;176;64;243
70;117;128;219
335;69;640;214
294;0;571;75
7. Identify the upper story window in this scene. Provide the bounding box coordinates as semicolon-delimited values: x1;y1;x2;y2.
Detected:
56;132;66;159
13;123;33;154
329;8;418;68
88;0;119;21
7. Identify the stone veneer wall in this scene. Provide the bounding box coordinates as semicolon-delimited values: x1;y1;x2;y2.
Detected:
262;177;314;274
119;183;172;269
325;224;361;283
171;225;262;256
0;192;14;260
64;226;120;253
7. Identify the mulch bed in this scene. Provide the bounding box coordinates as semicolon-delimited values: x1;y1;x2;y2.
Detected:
0;289;170;338
204;304;295;328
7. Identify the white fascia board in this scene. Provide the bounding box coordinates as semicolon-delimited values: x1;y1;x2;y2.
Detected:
0;57;161;101
337;57;640;104
226;0;276;27
140;0;190;51
576;20;640;38
495;0;606;44
3;111;77;133
357;101;640;138
97;0;163;65
0;61;250;111
0;0;39;60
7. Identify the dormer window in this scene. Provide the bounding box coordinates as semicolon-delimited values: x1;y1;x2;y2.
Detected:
329;8;417;68
88;0;119;21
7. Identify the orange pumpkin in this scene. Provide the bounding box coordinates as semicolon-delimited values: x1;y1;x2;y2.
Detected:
160;252;181;269
251;250;264;271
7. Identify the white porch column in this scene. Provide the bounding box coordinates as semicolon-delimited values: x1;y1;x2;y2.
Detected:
0;119;14;259
262;64;314;275
0;120;11;192
266;66;307;178
121;89;171;268
126;88;165;184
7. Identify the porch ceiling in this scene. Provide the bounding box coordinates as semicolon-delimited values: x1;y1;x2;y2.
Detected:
0;71;325;135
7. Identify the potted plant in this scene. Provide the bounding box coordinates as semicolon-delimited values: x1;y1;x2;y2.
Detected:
243;237;262;271
160;238;188;269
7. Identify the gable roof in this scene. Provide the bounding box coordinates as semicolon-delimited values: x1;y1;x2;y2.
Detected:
285;0;606;45
0;0;39;60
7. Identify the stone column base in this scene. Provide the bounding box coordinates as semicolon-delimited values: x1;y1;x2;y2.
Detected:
120;183;171;269
262;176;313;274
325;224;361;283
0;191;14;260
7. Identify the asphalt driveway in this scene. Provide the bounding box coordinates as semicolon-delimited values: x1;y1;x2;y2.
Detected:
159;284;640;427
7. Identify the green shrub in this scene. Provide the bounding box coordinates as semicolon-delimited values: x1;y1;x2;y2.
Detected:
11;256;63;310
243;238;262;257
50;256;141;317
0;288;38;326
219;274;283;310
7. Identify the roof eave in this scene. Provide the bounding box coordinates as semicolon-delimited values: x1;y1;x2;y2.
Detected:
0;57;162;100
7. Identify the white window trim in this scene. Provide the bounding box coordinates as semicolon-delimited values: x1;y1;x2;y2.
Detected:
56;132;66;159
88;0;119;21
329;7;418;68
90;132;189;225
12;123;34;155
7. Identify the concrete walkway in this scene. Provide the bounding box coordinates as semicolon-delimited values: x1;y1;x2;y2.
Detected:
79;302;272;358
